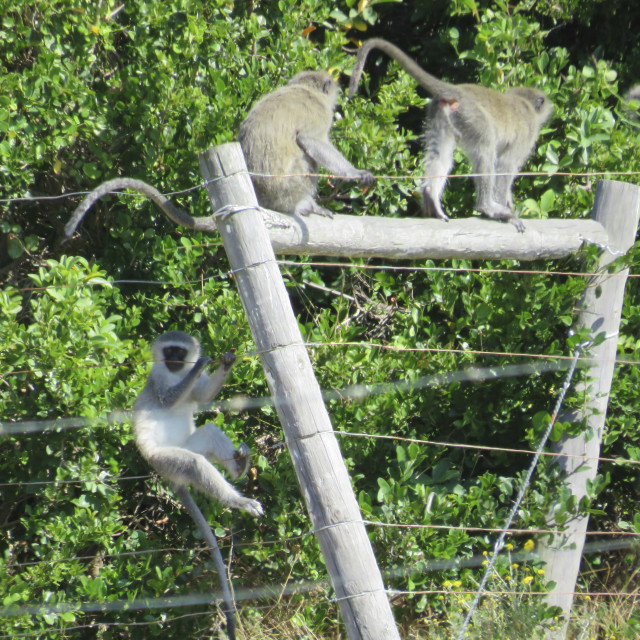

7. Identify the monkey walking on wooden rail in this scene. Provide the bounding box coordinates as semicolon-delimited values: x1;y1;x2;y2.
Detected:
238;70;375;218
348;38;553;232
134;331;263;640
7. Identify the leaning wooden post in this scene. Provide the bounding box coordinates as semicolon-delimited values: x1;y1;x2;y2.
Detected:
198;142;401;640
538;180;640;638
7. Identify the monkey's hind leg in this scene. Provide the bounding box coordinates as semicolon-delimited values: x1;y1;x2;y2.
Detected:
421;106;456;221
493;157;526;233
149;448;263;517
185;423;252;480
190;454;263;517
468;144;524;232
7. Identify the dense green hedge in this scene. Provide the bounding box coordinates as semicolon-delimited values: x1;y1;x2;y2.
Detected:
1;1;639;638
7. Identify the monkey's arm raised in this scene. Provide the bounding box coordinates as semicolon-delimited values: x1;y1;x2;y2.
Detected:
64;178;216;240
159;356;212;409
192;352;237;404
296;134;374;185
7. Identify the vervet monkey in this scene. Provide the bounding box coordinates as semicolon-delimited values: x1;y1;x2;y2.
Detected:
133;330;263;517
238;70;375;218
63;177;215;241
348;39;553;232
133;331;262;640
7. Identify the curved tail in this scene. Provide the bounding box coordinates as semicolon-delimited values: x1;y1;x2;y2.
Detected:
348;38;452;100
63;177;215;240
174;485;237;640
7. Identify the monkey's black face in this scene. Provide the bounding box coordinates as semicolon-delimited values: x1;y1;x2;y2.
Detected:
163;346;188;372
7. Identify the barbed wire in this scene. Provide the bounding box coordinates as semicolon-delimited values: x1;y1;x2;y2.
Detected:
3;512;636;575
389;588;639;598
0;357;587;431
364;521;639;537
0;176;219;205
337;432;640;466
6;260;640;298
4;332;640;381
2;168;640;206
0;610;219;639
281;259;640;279
0;473;150;489
2;523;637;587
2;355;639;468
1;538;637;632
2;584;637;639
2;420;636;492
455;343;582;639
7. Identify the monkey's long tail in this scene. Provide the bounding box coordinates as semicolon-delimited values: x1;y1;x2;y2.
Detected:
63;177;216;240
173;485;237;640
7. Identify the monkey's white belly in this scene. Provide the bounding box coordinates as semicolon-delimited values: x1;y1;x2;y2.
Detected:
134;404;196;451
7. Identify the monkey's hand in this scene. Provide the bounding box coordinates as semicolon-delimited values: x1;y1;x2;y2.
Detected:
239;497;264;518
220;351;237;369
195;356;213;369
356;169;375;186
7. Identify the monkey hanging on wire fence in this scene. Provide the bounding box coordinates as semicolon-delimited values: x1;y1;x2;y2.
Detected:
133;330;263;640
348;38;553;232
238;70;375;218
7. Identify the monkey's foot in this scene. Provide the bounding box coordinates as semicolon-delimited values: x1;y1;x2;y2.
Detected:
294;197;335;218
478;202;518;223
239;497;264;517
510;217;526;233
232;443;252;479
421;190;450;221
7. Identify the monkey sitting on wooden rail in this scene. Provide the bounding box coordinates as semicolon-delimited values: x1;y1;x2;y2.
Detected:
348;38;553;232
238;70;374;218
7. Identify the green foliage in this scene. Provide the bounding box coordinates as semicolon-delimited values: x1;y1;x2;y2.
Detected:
1;1;640;638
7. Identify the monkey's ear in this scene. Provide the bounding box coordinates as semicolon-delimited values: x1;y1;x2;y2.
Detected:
322;79;334;95
535;97;547;112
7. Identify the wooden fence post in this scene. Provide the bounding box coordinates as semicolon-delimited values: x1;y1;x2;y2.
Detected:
198;142;401;640
538;180;640;638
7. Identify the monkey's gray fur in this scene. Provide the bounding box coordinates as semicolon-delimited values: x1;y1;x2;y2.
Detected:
348;39;553;232
238;70;374;218
133;331;261;640
133;330;263;517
